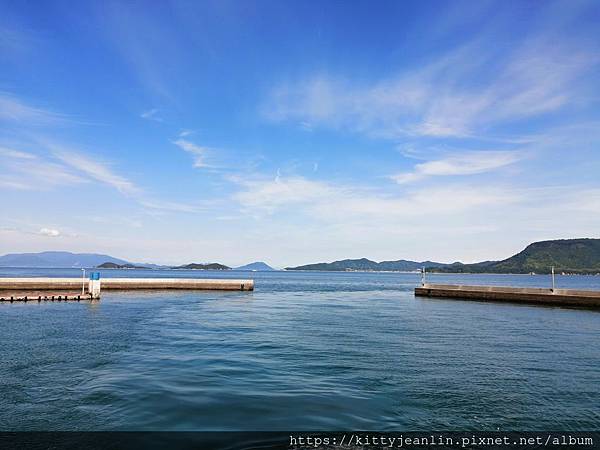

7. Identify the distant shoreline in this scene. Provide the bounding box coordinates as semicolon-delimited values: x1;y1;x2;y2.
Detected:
283;269;600;275
0;266;273;271
1;266;599;275
1;266;599;276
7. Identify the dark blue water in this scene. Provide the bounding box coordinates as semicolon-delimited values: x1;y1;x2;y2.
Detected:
1;269;599;431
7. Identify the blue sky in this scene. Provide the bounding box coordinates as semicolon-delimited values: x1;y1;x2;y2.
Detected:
1;0;599;267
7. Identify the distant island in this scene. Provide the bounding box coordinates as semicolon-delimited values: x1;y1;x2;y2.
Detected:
172;263;231;270
97;262;148;269
235;262;276;271
286;239;600;274
97;261;277;271
97;261;231;270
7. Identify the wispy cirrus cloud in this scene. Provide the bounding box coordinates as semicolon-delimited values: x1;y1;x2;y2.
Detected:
0;146;86;190
232;173;516;219
51;147;141;196
233;175;337;214
0;143;141;196
172;138;210;168
140;108;163;122
391;150;524;184
0;146;36;159
0;140;205;215
0;92;68;124
263;7;599;140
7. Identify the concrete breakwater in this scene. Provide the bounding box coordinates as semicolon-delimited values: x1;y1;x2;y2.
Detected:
0;277;254;292
0;292;94;302
415;283;600;309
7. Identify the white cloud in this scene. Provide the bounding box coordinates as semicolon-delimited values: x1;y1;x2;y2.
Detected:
263;35;598;139
233;176;337;213
224;173;600;265
0;93;67;124
38;228;60;237
172;138;210;168
232;174;516;220
391;150;523;184
0;223;66;238
0;179;31;190
1;142;209;215
0;147;36;159
52;148;141;195
0;147;86;190
140;108;163;122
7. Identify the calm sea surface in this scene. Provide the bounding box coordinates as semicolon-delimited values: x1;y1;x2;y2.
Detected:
0;268;599;431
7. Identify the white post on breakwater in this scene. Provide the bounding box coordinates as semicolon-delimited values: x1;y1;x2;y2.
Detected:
81;268;86;295
88;272;101;299
551;266;555;293
421;267;426;286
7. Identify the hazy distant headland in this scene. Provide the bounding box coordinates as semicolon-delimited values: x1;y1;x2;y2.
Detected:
286;239;600;275
0;252;276;271
0;251;131;269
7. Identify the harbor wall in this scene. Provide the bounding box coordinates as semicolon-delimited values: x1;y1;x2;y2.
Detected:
415;284;600;308
0;277;254;291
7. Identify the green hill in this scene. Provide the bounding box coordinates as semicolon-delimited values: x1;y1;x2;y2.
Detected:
431;239;600;274
286;258;448;272
286;239;600;274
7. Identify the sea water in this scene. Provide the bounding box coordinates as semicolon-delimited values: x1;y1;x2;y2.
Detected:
0;269;599;431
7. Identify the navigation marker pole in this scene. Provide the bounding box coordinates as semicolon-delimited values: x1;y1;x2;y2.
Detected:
81;268;86;295
421;267;426;287
551;266;555;293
